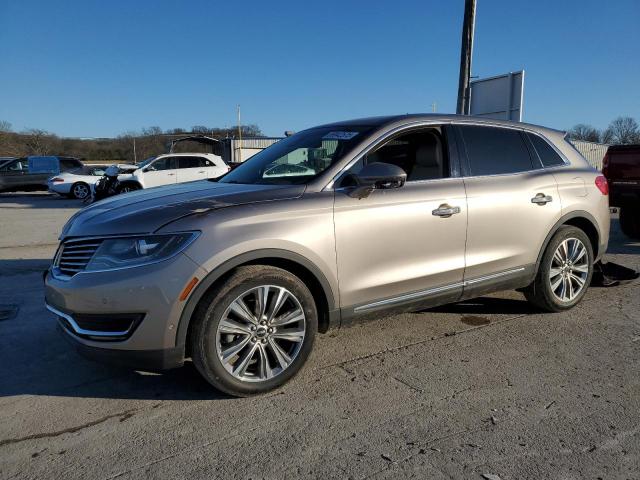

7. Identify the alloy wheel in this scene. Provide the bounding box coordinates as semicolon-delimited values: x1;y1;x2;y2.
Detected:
549;237;589;302
216;285;306;383
73;183;89;199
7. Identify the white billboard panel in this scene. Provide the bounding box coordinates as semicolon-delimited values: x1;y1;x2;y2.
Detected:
469;70;525;122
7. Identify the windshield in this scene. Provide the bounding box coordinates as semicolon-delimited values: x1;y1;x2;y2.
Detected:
136;156;156;168
219;126;371;185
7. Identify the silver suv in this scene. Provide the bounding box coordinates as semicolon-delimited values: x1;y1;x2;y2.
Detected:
45;115;610;396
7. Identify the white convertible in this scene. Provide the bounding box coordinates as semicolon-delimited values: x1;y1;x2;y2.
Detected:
48;165;107;199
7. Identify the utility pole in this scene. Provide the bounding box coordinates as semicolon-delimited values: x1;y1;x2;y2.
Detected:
133;136;137;163
456;0;477;115
237;104;242;163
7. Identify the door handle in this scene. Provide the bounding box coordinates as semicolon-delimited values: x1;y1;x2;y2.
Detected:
531;193;553;205
432;204;461;218
167;173;175;176
198;171;205;173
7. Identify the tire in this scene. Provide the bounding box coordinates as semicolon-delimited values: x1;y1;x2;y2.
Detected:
118;182;141;193
70;182;91;200
619;207;640;240
523;226;594;312
190;265;317;396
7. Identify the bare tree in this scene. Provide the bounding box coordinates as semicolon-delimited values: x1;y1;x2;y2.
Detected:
0;120;12;132
21;129;59;155
191;125;210;134
568;124;601;142
604;116;639;145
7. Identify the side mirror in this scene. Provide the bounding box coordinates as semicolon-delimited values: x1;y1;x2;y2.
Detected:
348;162;407;199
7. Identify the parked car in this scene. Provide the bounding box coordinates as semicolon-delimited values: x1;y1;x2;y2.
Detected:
48;165;108;199
0;156;83;193
602;144;640;239
45;114;610;396
116;153;230;191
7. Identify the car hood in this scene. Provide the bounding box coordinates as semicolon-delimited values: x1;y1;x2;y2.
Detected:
61;181;305;239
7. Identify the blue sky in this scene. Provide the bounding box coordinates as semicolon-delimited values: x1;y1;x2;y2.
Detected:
0;0;638;138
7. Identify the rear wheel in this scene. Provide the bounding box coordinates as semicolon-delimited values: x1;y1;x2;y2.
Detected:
524;226;593;312
619;207;640;240
190;265;317;396
70;182;90;199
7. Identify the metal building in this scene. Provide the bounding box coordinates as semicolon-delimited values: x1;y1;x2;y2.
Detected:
222;137;282;163
570;140;609;170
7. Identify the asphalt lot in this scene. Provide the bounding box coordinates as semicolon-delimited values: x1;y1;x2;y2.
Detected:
0;192;638;480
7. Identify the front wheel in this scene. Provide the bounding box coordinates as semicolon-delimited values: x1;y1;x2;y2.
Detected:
523;226;594;312
190;265;317;396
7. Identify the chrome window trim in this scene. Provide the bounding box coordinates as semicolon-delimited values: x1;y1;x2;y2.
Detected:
51;231;200;280
325;119;572;191
46;303;133;338
353;267;526;313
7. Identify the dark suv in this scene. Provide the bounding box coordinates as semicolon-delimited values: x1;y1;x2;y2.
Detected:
603;144;640;239
0;156;83;193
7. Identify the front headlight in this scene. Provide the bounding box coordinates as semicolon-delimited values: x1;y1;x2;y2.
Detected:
85;232;199;272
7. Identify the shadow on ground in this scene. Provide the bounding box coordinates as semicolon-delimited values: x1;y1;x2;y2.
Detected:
0;192;81;209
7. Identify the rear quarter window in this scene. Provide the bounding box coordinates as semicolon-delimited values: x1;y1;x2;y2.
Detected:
528;133;565;167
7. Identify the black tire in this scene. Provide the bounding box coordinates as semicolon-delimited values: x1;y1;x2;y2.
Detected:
70;182;90;200
190;265;317;397
118;182;141;193
523;226;594;312
619;207;640;240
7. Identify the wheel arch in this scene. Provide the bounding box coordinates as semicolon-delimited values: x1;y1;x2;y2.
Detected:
536;211;601;271
175;249;340;354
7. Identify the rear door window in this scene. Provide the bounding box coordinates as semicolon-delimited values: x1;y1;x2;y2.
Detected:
178;156;204;169
528;133;565;167
458;125;535;176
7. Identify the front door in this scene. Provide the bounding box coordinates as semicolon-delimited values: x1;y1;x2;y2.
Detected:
333;126;468;315
143;156;178;188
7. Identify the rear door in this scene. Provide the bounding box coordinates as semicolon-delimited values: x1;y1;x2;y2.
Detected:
176;156;208;183
143;156;177;188
456;124;561;285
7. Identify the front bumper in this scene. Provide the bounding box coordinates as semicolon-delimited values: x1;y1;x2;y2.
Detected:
45;252;208;370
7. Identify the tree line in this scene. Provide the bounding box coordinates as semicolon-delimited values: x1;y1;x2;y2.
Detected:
0;122;263;163
567;116;640;144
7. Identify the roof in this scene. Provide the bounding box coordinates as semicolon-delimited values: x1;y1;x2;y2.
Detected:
314;113;565;136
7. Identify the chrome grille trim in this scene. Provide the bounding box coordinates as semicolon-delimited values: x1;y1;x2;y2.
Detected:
54;238;103;277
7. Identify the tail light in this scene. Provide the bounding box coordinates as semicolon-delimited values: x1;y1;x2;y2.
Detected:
595;175;608;195
50;178;65;183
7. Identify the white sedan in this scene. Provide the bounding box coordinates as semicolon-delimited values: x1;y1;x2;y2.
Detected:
48;165;107;199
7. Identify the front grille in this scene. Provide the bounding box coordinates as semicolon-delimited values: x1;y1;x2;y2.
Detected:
55;238;102;276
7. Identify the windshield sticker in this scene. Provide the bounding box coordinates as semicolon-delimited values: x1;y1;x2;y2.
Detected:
322;131;359;140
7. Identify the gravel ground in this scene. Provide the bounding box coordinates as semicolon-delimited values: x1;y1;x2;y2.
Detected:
0;192;638;480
